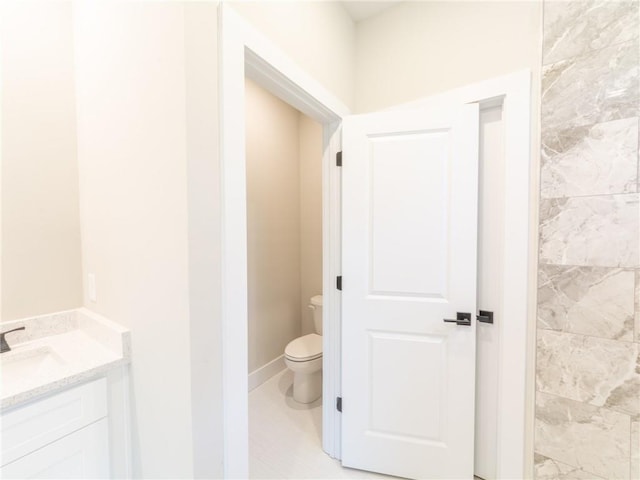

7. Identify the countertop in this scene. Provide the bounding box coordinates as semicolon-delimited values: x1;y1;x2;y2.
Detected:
0;308;131;410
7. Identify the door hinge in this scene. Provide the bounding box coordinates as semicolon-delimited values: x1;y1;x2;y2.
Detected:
336;151;342;167
336;276;342;291
336;396;342;412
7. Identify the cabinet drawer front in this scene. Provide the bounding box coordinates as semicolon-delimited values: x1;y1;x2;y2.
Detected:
0;418;110;479
1;378;107;466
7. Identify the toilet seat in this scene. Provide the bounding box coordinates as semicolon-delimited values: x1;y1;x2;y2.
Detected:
285;333;322;362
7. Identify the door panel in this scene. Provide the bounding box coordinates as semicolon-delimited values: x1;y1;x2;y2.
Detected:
369;331;445;442
369;130;449;297
341;104;479;480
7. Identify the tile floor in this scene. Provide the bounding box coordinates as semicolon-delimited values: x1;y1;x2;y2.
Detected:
249;369;397;479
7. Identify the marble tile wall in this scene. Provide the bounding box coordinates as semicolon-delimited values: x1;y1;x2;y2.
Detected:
536;2;640;479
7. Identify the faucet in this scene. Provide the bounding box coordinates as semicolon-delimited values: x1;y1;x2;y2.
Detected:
1;327;26;353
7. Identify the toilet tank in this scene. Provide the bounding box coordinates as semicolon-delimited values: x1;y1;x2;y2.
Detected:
310;295;323;335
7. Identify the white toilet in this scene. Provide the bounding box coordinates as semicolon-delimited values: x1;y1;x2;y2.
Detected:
284;295;323;403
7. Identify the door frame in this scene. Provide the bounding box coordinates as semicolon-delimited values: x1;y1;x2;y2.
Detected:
219;3;535;478
218;5;348;477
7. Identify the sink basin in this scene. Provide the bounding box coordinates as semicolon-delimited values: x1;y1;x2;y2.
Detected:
1;346;68;396
0;309;130;409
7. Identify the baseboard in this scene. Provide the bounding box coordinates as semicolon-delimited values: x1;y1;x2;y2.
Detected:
248;354;286;391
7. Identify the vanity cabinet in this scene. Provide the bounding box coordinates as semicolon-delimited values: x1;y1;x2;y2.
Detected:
0;378;110;479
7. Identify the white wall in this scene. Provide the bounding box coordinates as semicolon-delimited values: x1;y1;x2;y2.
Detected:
355;1;542;112
184;3;224;478
299;115;323;334
230;1;356;110
73;3;193;477
246;79;302;373
1;1;83;321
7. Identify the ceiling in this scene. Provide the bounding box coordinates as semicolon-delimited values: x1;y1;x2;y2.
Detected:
341;1;400;22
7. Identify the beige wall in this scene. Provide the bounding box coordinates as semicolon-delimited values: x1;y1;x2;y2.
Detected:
1;1;83;321
73;3;194;477
299;115;323;335
354;1;542;112
245;79;324;372
246;79;302;373
230;1;356;110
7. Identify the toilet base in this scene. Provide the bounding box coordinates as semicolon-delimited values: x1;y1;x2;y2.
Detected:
293;370;322;404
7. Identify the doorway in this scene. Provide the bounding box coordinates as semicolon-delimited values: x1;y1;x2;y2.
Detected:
244;78;336;477
244;78;323;391
219;5;533;479
219;7;346;478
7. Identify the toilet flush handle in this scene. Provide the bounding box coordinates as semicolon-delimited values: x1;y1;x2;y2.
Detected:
308;304;316;310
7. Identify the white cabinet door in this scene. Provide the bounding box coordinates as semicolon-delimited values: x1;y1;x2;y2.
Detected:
1;378;107;466
0;419;110;479
341;104;479;479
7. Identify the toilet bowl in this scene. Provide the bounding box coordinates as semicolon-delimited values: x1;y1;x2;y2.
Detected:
284;295;323;403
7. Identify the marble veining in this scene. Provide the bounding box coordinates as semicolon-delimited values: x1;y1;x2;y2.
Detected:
537;329;640;416
541;117;639;198
534;453;605;480
535;392;631;479
538;265;635;341
537;1;640;478
634;270;640;343
542;40;639;135
539;194;639;267
543;1;640;66
632;421;639;480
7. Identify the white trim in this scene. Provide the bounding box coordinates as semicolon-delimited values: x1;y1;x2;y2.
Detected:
107;365;133;479
219;6;248;479
322;121;343;459
398;70;533;479
244;50;348;123
219;5;347;477
248;356;286;392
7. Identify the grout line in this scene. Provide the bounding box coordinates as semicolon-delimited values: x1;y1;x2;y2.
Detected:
539;191;640;201
535;389;636;417
535;325;638;345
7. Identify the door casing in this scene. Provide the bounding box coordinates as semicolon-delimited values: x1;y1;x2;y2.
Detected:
218;4;534;478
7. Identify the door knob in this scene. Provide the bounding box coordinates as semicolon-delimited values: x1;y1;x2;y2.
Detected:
443;312;471;326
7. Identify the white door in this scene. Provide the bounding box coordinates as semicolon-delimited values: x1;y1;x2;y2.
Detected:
341;104;480;479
